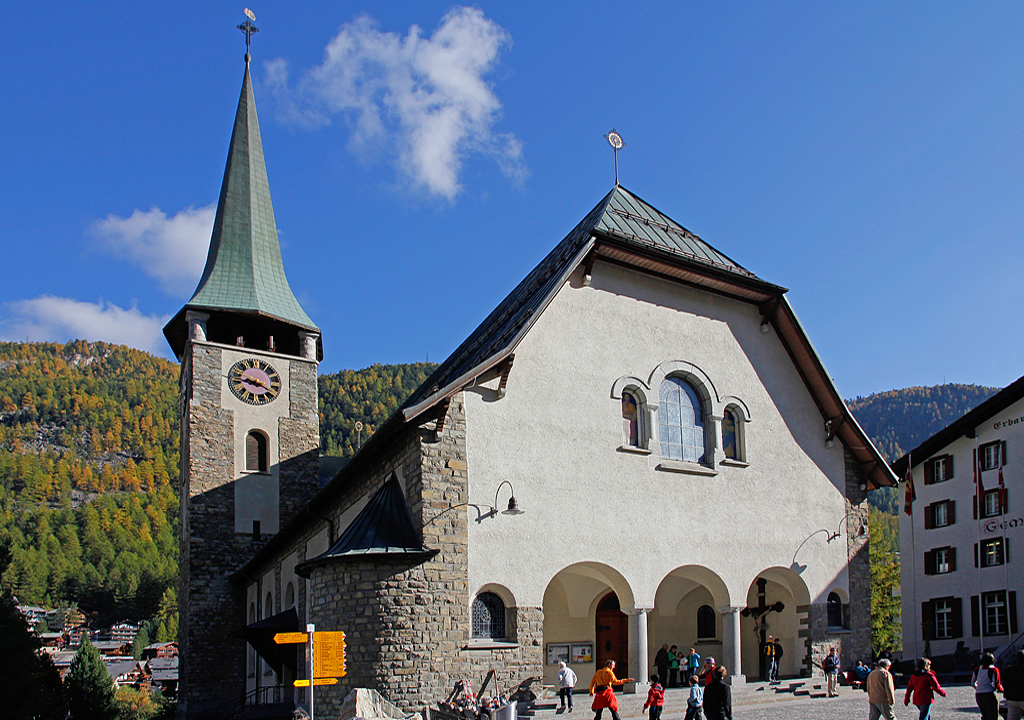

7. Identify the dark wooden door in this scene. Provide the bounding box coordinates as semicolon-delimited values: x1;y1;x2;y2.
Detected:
595;592;628;679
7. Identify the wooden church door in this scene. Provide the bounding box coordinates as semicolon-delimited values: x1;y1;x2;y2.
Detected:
595;592;628;678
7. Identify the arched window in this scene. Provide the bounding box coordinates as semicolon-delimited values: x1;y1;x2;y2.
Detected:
827;592;844;628
248;602;257;678
246;431;268;472
622;392;641;447
722;408;739;460
696;605;716;639
264;592;273;619
285;582;295;610
472;592;506;639
659;377;705;463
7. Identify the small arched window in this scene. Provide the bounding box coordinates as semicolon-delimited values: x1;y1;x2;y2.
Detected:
696;605;716;639
827;592;844;628
264;592;273;619
246;431;268;472
660;377;705;463
285;582;295;610
722;408;739;460
622;392;641;447
472;592;506;639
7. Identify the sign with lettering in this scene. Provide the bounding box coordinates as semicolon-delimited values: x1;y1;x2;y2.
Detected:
314;631;347;678
274;632;308;644
293;678;339;687
984;517;1023;534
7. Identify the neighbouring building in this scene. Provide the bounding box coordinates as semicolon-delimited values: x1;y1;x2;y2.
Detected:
167;46;895;719
895;376;1024;662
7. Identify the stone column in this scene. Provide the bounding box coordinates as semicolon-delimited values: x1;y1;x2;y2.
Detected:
624;607;652;694
298;331;319;360
717;605;745;686
186;310;209;343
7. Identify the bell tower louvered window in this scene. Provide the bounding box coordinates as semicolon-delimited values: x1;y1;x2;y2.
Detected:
246;431;268;472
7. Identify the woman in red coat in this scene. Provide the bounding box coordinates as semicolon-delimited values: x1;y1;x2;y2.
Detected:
904;658;947;720
589;660;633;720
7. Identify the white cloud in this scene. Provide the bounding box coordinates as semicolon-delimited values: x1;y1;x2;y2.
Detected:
0;296;171;357
92;205;214;296
266;6;526;200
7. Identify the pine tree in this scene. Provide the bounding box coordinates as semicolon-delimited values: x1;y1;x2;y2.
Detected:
66;638;117;720
0;541;66;720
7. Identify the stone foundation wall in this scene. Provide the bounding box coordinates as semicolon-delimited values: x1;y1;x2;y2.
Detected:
844;447;873;665
463;606;545;694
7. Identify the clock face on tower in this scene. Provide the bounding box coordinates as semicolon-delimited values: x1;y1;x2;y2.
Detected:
228;358;281;405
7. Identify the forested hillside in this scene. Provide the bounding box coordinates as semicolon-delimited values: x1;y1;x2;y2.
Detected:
319;362;437;457
0;341;180;631
848;383;1000;463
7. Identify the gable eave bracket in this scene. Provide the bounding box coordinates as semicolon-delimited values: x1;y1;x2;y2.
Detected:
497;355;515;399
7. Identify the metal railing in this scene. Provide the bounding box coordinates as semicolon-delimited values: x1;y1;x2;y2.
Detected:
190;685;291;720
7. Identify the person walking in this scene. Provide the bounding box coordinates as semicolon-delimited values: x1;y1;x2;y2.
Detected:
702;666;732;720
1004;650;1024;720
558;661;578;712
972;652;1003;720
642;674;665;720
683;675;704;720
654;644;670;690
822;647;840;697
866;658;896;720
904;657;946;720
589;659;634;720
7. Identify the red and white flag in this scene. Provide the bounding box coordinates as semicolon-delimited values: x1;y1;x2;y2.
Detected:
903;455;915;517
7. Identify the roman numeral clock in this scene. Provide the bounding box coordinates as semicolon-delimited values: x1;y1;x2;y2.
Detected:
228;358;282;405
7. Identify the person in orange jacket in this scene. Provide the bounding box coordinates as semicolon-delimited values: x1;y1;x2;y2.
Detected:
589;660;634;720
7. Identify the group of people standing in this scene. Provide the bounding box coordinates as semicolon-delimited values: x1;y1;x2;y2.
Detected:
654;644;703;688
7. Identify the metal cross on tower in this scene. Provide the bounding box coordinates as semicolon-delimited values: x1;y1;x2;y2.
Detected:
238;7;259;57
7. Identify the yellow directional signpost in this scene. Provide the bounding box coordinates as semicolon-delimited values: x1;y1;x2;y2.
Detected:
274;624;346;720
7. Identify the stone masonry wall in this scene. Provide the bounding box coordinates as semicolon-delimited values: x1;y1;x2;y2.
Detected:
279;359;320;527
844;446;873;666
179;344;250;717
462;606;544;695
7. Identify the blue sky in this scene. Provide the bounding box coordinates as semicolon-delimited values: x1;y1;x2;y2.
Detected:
2;2;1022;399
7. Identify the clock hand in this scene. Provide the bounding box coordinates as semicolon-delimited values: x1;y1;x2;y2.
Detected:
244;374;270;389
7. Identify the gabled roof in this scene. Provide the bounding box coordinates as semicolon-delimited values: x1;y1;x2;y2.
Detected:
294;474;436;577
238;184;896;580
164;57;317;358
892;373;1024;477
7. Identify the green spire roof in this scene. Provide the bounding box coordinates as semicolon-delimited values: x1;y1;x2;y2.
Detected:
164;59;316;356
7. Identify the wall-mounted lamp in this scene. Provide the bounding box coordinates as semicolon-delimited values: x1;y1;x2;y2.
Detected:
760;321;770;334
424;480;525;526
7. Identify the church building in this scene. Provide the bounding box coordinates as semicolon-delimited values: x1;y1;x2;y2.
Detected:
165;48;896;719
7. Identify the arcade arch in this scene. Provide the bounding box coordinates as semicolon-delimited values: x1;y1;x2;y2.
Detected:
650;566;731;683
741;567;810;681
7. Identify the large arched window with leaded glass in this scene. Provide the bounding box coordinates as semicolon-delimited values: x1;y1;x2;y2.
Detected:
472;592;506;639
659;377;705;463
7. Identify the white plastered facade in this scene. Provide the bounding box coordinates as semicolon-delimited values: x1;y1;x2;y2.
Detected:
463;259;854;685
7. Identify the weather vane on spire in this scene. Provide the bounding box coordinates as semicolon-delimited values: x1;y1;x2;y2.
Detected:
238;8;259;59
604;129;625;186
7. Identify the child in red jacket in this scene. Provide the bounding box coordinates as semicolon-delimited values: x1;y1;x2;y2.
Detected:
904;658;947;720
643;674;665;720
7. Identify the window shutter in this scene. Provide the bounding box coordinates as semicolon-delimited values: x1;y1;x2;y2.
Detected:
949;547;957;572
948;501;956;525
971;596;980;637
924;550;935;575
925;505;935;529
974;495;979;520
1005;488;1009;513
921;601;935;641
1011;591;1018;634
951;597;964;638
1003;441;1008;466
974;543;979;568
946;454;954;479
924;460;934;485
246;433;259;471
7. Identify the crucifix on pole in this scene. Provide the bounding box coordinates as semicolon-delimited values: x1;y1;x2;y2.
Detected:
740;578;785;681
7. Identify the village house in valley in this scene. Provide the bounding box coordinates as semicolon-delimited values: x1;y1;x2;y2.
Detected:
166;50;896;719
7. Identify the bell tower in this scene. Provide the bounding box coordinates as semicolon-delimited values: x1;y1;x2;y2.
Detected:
164;25;321;718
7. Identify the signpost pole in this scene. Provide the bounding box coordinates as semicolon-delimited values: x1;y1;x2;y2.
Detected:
308;623;316;720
